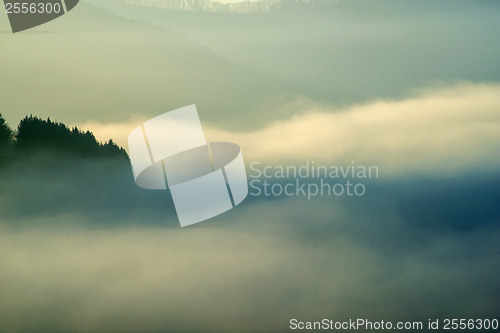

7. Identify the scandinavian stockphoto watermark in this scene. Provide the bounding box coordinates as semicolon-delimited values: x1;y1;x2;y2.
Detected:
127;105;248;227
249;161;379;200
127;105;377;227
3;0;79;33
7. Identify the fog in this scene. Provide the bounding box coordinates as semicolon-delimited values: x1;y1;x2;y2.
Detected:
1;155;499;332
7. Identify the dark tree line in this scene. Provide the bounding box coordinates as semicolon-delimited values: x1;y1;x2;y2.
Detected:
0;113;127;164
0;114;14;161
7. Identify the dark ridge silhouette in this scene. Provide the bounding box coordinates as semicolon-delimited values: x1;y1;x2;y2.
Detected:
14;115;127;158
0;114;128;165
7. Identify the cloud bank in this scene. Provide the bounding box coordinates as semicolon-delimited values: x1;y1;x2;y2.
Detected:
80;82;500;176
1;196;499;333
1;127;499;333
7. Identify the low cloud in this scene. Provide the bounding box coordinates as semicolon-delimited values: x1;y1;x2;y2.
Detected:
79;82;500;177
1;194;499;332
1;135;499;332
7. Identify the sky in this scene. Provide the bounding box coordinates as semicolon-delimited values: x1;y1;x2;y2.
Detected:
1;1;499;332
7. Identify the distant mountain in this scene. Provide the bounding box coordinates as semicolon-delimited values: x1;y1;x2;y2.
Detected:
0;1;316;132
118;0;344;13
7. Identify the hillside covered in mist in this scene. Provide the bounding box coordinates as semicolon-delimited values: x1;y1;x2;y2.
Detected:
0;113;146;224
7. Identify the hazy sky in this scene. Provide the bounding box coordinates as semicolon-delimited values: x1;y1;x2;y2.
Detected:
2;0;500;132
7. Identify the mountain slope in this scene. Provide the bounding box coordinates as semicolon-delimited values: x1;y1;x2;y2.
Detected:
0;1;317;131
89;0;500;101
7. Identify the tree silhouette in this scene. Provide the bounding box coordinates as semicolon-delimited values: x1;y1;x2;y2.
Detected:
0;113;14;162
15;116;127;158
